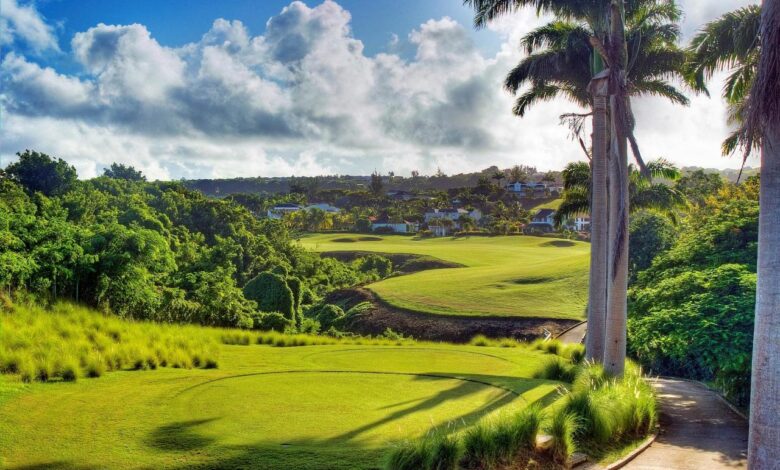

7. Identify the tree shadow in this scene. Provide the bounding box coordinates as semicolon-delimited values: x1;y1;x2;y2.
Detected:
146;418;219;451
6;464;102;470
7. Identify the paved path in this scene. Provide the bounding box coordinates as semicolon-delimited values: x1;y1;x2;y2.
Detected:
555;321;587;344
558;323;748;469
624;378;748;469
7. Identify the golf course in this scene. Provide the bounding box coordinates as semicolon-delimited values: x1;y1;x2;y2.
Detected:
300;234;590;320
0;337;560;469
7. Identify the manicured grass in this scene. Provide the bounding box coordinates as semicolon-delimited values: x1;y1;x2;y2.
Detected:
528;198;564;212
0;331;561;469
300;234;589;319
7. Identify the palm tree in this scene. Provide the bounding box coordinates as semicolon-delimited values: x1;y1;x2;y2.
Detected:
555;159;685;227
467;0;689;369
743;0;780;465
685;5;761;165
491;170;506;187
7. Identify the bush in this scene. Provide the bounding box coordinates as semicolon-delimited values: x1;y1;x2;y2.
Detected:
462;406;542;468
243;272;296;322
287;277;304;319
469;334;490;347
59;357;80;382
314;304;345;329
253;312;294;332
298;317;321;335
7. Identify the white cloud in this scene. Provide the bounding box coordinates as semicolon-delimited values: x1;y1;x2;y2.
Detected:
0;0;762;179
0;0;59;52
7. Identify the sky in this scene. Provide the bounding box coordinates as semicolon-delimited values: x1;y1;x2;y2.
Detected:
0;0;760;180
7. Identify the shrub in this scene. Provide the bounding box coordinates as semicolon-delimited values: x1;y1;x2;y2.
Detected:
298;317;321;335
384;433;461;470
426;434;462;470
243;272;296;322
253;312;293;332
315;304;345;329
287;277;304;319
533;357;577;382
85;356;106;378
469;334;490;347
461;406;542;468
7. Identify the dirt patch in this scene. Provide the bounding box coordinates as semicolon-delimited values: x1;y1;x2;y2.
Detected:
324;287;580;343
320;251;463;274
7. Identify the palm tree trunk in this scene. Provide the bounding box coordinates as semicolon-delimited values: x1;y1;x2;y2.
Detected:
748;105;780;469
603;0;630;377
604;94;629;377
586;87;609;362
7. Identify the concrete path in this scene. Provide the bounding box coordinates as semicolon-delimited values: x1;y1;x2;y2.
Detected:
555;321;587;344
624;378;748;469
557;323;748;469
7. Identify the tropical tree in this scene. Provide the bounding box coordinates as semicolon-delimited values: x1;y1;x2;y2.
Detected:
491;170;505;187
467;0;690;370
743;0;780;465
685;5;761;164
555;159;686;226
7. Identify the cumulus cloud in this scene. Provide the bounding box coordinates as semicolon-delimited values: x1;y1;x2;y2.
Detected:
0;0;761;178
0;0;59;52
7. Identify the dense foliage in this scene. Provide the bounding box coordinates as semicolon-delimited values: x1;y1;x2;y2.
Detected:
0;152;389;329
628;178;759;404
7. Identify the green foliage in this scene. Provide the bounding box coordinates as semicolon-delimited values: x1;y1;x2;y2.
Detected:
629;211;676;282
103;163;146;182
356;254;393;278
6;150;77;196
242;272;296;322
314;304;345;329
287;276;304;316
629;179;758;405
252;312;294;332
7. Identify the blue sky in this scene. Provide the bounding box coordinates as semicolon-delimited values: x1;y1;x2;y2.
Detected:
0;0;760;179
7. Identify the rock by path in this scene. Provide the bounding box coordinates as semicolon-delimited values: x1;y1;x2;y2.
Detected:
623;378;748;469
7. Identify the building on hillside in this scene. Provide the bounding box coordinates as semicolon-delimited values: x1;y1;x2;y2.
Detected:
370;215;419;233
305;203;341;213
267;203;302;219
525;208;556;233
505;181;550;198
423;208;483;236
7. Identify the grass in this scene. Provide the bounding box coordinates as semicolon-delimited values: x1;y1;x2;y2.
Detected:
300;234;589;320
0;302;219;382
0;305;562;470
527;198;564;212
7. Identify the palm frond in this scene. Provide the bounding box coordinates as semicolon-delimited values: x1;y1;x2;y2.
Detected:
631;79;689;105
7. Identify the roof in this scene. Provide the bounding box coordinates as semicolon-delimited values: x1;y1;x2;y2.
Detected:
534;209;555;218
273;203;301;209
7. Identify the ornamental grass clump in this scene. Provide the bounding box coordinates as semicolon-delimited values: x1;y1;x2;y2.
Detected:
0;302;220;382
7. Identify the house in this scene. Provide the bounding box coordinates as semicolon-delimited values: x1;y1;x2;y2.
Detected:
370;215;419;233
525;208;556;233
423;208;482;236
505;181;549;198
574;216;590;232
504;181;527;194
267;203;302;219
305;203;340;213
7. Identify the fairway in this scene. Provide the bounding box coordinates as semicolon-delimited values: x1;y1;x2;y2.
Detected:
301;234;589;320
0;343;558;470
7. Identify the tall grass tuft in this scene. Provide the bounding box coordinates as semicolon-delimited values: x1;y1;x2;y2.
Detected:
0;302;220;382
384;438;432;470
547;410;578;464
533;356;577;382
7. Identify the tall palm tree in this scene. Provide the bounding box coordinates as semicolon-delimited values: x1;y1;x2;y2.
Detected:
685;5;761;165
744;0;780;465
467;0;688;368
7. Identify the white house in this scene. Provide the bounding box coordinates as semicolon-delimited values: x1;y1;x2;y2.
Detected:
574;216;590;232
305;203;340;213
505;181;549;198
424;208;482;236
525;208;556;233
370;215;419;233
267;203;302;219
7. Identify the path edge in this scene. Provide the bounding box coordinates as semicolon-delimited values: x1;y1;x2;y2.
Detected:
602;431;659;470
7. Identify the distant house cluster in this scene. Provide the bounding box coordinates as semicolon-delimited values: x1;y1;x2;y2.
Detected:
504;181;563;198
266;203;341;220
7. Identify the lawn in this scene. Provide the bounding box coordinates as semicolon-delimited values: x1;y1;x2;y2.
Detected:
300;234;589;320
0;342;559;469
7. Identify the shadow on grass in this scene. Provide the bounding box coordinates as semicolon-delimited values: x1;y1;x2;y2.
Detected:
147;418;219;451
141;372;562;469
7;464;102;470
